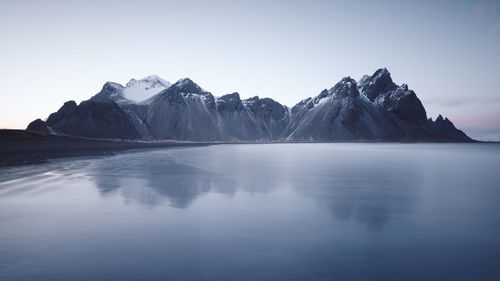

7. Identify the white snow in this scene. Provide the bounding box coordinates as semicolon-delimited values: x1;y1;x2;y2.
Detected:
122;75;171;102
175;78;190;88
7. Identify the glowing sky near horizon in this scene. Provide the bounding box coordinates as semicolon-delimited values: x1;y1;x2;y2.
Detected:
0;0;499;140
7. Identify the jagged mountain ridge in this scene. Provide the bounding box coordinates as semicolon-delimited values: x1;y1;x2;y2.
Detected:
27;69;472;142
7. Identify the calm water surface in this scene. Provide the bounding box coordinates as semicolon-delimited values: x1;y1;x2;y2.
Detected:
1;143;500;281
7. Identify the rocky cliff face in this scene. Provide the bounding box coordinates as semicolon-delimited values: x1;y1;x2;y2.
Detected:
147;78;220;141
26;119;50;134
285;77;394;141
42;99;140;139
27;70;473;142
427;115;470;141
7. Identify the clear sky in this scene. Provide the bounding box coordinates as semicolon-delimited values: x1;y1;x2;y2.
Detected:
1;0;499;140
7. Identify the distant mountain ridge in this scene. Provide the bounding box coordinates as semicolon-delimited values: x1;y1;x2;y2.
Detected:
27;69;473;142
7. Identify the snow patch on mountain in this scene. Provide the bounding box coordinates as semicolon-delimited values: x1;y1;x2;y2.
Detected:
32;69;473;142
123;75;171;102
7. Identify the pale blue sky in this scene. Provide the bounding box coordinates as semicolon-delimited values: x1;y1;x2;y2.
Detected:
1;0;499;140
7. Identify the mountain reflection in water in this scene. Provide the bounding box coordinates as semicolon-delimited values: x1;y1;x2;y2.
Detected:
1;143;499;281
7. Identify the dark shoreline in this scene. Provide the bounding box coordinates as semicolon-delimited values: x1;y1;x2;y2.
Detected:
0;129;487;167
0;130;213;167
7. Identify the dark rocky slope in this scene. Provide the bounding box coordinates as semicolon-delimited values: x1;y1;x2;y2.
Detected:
27;69;473;142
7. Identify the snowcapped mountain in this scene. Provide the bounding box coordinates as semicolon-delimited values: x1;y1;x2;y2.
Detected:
92;75;171;104
27;69;473;142
124;75;171;102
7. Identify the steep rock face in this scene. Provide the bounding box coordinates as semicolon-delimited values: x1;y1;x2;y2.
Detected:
27;69;473;142
216;93;257;140
46;101;78;124
92;82;128;104
46;99;139;139
215;94;290;140
427;115;471;141
92;82;156;139
358;68;398;102
243;96;290;140
286;77;405;140
285;69;471;141
147;78;220;141
376;85;427;125
357;69;470;141
26;119;50;134
359;69;428;127
120;103;156;140
361;70;427;126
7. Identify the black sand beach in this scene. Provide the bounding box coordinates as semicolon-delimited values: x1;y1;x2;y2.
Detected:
0;130;210;166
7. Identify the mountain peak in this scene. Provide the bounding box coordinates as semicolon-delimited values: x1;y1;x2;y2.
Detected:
33;69;473;142
329;76;359;98
143;74;165;81
375;67;390;76
359;68;397;101
175;77;194;86
217;92;244;112
93;82;126;103
172;78;205;94
121;75;171;103
126;75;170;88
103;81;124;91
26;118;50;134
219;92;241;99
